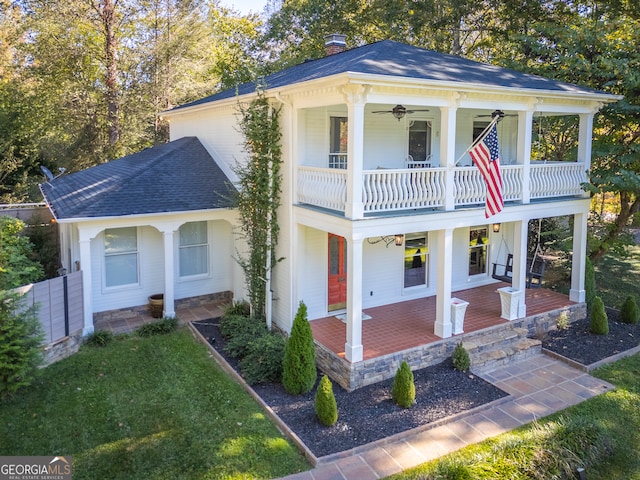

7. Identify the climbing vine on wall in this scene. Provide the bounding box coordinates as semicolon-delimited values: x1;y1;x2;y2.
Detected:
235;91;282;320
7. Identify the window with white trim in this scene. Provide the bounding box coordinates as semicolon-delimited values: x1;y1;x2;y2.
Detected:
104;227;139;287
404;234;428;288
179;221;208;277
329;116;348;169
469;227;488;276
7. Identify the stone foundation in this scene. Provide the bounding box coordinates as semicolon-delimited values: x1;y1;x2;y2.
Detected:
315;302;586;391
41;329;83;366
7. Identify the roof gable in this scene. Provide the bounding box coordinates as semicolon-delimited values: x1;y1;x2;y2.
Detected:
173;40;604;111
40;137;237;220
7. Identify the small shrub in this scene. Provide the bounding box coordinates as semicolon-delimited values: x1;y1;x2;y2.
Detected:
556;310;570;330
589;297;609;335
452;342;471;372
315;375;338;426
239;332;285;385
585;257;596;309
0;291;43;398
223;300;251;317
620;296;639;325
137;317;178;337
85;330;114;347
392;361;415;408
222;317;268;359
282;302;317;395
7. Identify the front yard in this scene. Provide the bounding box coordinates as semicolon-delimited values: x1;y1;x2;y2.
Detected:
0;328;310;479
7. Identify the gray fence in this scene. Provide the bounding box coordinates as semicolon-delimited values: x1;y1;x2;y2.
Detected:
14;271;84;344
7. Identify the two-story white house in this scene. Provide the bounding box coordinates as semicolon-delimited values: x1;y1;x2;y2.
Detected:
42;36;620;390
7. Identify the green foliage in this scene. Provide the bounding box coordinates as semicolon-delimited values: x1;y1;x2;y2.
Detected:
84;330;114;347
136;317;178;337
392;361;415;408
0;291;43;398
589;297;609;335
585;257;596;309
620;295;639;325
238;332;285;385
314;375;338;427
220;314;268;359
556;311;570;331
0;216;45;290
282;302;316;395
452;342;471;372
223;300;251;317
235;91;282;319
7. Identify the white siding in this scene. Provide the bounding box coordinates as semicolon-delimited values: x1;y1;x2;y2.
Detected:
297;226;326;321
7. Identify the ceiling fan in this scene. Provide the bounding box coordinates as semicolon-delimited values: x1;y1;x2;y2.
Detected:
474;109;517;120
372;104;430;121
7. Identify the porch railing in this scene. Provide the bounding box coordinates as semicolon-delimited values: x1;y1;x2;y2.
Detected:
297;162;587;215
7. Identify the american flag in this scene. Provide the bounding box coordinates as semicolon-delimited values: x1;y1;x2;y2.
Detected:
469;123;503;218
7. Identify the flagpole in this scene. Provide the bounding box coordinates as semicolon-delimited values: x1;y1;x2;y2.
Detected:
454;115;501;166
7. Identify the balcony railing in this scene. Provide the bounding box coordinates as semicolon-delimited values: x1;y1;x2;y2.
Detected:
297;162;587;215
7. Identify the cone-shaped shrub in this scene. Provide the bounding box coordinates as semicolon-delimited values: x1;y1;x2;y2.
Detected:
589;296;609;335
585;257;596;309
392;361;415;408
452;342;471;372
315;375;338;426
620;295;639;325
282;301;317;395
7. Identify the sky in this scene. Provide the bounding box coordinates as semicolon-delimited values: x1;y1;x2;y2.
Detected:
223;0;268;15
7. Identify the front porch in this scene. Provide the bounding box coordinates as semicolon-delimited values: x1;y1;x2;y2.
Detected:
311;283;583;390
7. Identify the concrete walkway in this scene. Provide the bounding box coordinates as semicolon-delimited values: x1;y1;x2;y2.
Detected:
279;354;614;480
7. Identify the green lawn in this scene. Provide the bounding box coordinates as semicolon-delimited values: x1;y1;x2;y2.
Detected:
386;352;640;480
593;244;640;308
0;328;310;479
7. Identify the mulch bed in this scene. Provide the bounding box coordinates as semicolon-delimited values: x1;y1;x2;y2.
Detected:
542;308;640;366
192;319;507;458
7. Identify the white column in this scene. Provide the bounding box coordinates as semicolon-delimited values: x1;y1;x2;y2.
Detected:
345;86;367;219
434;228;453;338
578;113;594;170
345;237;363;362
511;220;528;318
440;106;457;211
162;230;176;318
570;212;588;302
78;237;94;335
517;110;534;204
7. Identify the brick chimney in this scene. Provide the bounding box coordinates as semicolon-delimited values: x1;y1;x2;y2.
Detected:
324;34;347;56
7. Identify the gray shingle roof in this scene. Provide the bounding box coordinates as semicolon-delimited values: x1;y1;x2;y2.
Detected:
40;137;237;220
172;40;604;112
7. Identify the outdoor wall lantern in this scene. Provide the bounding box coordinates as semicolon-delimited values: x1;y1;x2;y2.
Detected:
493;223;501;233
394;234;404;246
366;234;404;247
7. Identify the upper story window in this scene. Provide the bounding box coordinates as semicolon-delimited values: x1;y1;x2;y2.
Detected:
179;221;208;277
104;227;139;288
404;234;428;288
408;120;432;164
469;227;488;276
329;116;348;169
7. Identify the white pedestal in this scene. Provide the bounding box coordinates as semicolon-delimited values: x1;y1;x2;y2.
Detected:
497;287;520;320
451;298;469;335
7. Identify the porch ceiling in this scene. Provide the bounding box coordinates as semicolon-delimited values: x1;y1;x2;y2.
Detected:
310;283;574;361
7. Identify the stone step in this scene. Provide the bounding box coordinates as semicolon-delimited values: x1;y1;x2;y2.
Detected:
461;327;530;355
470;337;542;373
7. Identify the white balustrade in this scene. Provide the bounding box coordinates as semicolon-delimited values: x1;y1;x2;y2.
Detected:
362;168;446;212
297;162;587;215
530;162;587;199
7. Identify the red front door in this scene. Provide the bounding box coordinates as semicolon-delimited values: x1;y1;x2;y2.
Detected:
328;234;347;311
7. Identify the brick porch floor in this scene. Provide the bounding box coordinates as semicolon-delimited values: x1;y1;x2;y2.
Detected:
310;282;575;361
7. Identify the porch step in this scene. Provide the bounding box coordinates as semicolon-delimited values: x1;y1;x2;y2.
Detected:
464;327;542;373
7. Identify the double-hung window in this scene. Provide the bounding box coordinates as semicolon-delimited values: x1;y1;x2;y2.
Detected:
329;116;348;169
104;227;139;288
404;234;427;288
179;221;208;277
